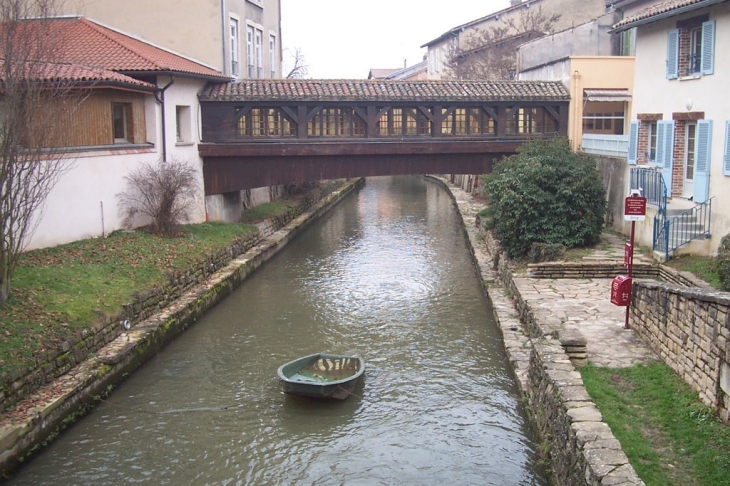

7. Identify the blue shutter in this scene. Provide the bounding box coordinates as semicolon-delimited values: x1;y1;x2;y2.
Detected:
693;120;712;203
661;121;675;193
627;121;639;165
724;121;730;176
656;120;666;168
701;20;715;75
667;29;679;79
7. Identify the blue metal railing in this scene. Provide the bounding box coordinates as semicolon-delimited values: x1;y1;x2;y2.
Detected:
654;198;712;261
630;167;666;210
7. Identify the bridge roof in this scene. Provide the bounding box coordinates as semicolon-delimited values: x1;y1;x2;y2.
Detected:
199;79;570;103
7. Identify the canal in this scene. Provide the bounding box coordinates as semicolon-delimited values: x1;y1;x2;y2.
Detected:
8;176;547;485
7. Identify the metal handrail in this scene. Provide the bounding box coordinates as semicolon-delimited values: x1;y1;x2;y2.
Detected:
654;198;712;261
630;167;666;211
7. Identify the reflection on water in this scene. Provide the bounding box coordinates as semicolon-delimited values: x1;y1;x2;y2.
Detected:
8;176;547;485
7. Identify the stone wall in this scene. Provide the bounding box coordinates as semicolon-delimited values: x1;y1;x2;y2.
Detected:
0;184;343;413
631;281;730;422
595;155;628;231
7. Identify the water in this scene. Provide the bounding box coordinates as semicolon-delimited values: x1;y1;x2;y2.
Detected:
8;176;547;485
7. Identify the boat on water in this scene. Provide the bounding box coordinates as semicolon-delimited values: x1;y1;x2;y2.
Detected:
277;353;365;400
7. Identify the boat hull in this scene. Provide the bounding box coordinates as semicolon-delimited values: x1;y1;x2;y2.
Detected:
277;353;364;400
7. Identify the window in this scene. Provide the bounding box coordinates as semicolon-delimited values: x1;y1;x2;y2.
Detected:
237;108;295;137
255;29;263;78
647;121;658;162
176;106;191;143
230;18;239;76
667;18;715;79
441;108;494;136
506;107;557;135
308;108;365;137
582;102;625;135
112;102;131;143
246;26;254;77
377;107;432;136
269;35;276;78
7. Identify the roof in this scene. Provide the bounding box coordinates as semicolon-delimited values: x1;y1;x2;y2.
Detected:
199;79;571;102
421;0;545;47
368;68;401;79
0;60;157;90
3;16;230;82
611;0;729;32
386;61;427;80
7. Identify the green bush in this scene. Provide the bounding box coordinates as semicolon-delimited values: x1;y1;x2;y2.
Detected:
485;137;606;259
716;232;730;291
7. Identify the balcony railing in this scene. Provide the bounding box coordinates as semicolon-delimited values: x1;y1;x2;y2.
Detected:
580;134;628;157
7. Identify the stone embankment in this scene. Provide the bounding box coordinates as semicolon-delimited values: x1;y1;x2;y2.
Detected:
431;175;647;486
0;178;363;477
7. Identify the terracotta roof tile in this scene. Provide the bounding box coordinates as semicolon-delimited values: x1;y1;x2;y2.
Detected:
8;17;229;81
200;79;570;102
612;0;725;30
0;59;157;89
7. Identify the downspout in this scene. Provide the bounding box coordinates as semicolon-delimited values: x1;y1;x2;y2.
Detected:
221;0;228;76
154;76;175;162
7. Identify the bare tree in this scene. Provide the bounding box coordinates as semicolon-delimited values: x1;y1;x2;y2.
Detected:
0;0;84;304
444;6;560;80
117;159;200;237
284;47;309;79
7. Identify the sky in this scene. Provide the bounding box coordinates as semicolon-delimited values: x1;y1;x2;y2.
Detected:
280;0;511;79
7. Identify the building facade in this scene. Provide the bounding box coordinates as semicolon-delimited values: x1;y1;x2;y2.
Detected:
64;0;282;80
421;0;606;80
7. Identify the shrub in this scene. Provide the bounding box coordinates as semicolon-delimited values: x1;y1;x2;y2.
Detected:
118;159;200;237
485;137;606;259
716;232;730;291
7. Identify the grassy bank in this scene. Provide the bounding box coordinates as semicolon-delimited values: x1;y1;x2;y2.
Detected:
0;190;322;380
580;363;730;485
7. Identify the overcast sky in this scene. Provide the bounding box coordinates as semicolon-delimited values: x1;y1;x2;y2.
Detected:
280;0;511;79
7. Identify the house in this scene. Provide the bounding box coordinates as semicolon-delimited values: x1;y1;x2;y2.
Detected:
421;0;607;80
63;0;282;80
1;17;231;250
611;0;730;257
518;12;634;153
367;68;401;80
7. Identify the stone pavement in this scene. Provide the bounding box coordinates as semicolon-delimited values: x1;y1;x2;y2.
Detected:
513;233;657;368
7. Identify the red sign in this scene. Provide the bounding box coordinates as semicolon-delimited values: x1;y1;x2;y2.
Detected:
624;196;647;221
624;242;633;268
610;275;632;306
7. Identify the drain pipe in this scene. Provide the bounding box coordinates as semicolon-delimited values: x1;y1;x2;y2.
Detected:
154;76;175;162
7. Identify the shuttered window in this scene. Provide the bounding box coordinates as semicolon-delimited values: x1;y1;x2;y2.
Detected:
701;20;715;75
666;29;679;79
693;120;712;203
656;120;675;191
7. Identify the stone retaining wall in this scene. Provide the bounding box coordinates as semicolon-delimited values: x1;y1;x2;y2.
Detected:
0;184;343;413
527;261;708;288
631;281;730;423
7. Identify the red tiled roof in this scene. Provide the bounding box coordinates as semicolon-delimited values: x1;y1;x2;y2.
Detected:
0;60;157;90
200;79;571;102
4;17;229;82
612;0;727;31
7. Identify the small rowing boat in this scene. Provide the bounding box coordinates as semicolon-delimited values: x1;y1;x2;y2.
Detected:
277;353;365;400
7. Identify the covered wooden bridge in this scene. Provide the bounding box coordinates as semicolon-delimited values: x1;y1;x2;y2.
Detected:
198;79;570;194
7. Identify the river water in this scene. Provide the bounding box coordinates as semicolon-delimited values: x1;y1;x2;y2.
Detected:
9;176;547;485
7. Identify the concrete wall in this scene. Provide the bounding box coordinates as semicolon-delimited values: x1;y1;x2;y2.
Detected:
631;281;730;423
518;13;622;73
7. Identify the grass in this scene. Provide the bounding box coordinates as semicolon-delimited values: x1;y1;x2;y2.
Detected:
664;254;722;289
0;222;258;376
580;363;730;486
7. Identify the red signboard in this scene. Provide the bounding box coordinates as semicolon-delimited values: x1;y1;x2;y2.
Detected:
624;196;647;221
624;242;633;268
610;275;632;306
